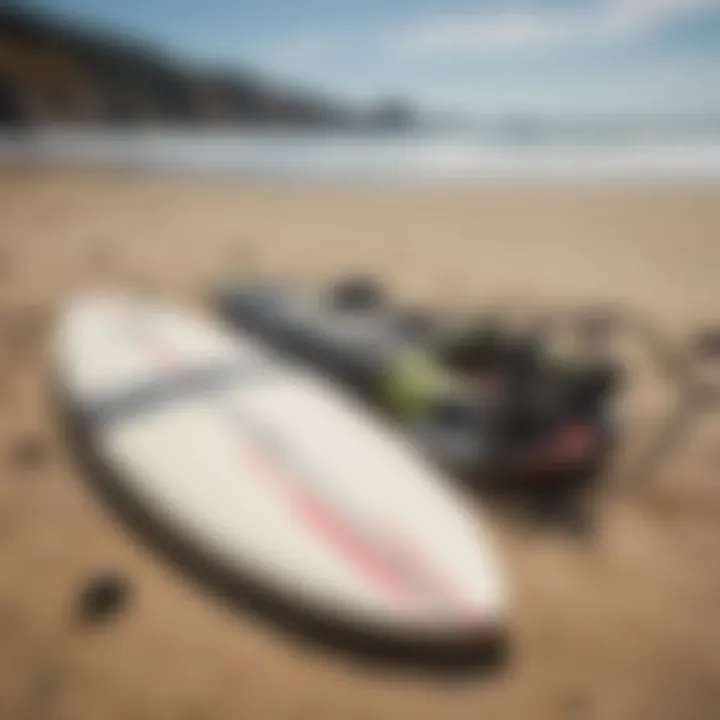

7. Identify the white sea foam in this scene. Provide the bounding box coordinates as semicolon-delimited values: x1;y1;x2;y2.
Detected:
1;128;720;183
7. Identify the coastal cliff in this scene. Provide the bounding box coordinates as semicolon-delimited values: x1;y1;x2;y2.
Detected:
0;7;414;130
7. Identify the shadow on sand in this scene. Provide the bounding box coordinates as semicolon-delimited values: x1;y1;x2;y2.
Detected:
54;382;510;679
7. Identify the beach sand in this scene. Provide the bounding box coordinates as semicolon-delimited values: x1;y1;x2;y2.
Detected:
1;168;719;720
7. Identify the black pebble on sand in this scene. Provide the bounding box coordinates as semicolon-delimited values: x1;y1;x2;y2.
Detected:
76;572;131;627
10;435;48;471
693;328;720;359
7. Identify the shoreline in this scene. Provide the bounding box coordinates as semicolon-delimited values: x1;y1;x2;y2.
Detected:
2;128;720;186
3;160;720;192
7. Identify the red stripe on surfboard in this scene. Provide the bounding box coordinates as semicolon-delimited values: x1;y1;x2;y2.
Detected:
379;524;487;623
245;444;411;603
246;440;487;625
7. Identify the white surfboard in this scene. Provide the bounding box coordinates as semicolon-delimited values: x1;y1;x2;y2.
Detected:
54;290;508;645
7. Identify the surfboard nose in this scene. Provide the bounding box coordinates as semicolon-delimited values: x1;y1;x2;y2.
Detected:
316;507;509;645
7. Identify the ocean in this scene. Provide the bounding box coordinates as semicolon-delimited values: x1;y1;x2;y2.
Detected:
1;126;720;183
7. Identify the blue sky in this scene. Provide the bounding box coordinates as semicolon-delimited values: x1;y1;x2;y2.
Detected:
24;0;720;115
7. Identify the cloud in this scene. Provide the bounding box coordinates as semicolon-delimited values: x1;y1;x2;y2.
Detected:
419;55;720;115
391;0;720;55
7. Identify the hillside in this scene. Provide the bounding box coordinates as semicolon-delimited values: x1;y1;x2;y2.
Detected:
0;7;414;129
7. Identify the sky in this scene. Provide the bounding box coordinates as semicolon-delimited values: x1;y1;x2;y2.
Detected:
22;0;720;116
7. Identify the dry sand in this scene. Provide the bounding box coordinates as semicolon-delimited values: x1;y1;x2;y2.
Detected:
0;168;719;720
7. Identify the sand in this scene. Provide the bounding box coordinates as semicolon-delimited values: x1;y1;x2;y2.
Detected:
0;168;719;720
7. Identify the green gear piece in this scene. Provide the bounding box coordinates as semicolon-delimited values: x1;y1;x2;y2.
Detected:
381;349;458;419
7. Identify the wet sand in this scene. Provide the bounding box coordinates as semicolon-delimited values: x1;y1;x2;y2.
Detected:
1;169;719;720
